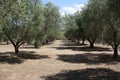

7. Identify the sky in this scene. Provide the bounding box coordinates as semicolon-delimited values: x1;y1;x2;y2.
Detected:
42;0;89;16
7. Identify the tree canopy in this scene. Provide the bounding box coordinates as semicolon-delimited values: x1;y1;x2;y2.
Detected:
0;0;62;54
64;0;120;58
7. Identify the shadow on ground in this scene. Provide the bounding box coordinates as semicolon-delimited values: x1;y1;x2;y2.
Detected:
60;40;88;46
20;46;36;49
55;40;111;52
57;53;120;65
61;43;88;46
0;51;49;64
20;42;53;49
53;46;111;52
43;68;120;80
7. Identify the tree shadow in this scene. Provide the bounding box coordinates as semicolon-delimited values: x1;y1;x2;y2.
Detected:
53;46;111;52
60;40;87;46
0;54;23;64
0;51;49;64
17;51;49;59
43;68;120;80
57;53;120;65
20;42;54;49
62;43;88;46
20;46;36;49
0;44;7;45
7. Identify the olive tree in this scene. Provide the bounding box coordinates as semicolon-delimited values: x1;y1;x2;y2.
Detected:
44;2;61;44
31;0;44;48
74;11;86;44
81;0;103;48
101;0;120;58
0;0;34;54
87;0;120;58
64;14;81;43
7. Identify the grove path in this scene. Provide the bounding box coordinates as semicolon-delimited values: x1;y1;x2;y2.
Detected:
0;40;120;80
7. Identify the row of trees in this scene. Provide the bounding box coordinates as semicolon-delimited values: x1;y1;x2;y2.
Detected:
64;0;120;58
0;0;61;54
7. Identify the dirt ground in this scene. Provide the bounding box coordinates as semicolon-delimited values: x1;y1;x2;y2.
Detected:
0;40;120;80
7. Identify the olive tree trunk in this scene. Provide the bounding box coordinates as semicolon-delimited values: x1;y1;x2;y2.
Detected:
90;42;94;48
14;45;19;54
113;45;119;58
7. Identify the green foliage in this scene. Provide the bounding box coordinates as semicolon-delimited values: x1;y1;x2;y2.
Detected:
5;1;31;34
64;14;81;43
44;2;61;43
101;0;120;49
74;11;85;41
0;0;34;53
65;15;79;40
0;0;62;50
107;0;120;17
67;0;120;57
0;0;120;58
31;0;45;48
80;0;104;47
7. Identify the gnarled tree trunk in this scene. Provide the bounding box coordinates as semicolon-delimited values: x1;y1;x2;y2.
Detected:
14;45;19;55
77;39;80;44
82;39;85;45
113;45;118;58
90;42;94;48
87;39;95;48
34;41;39;48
